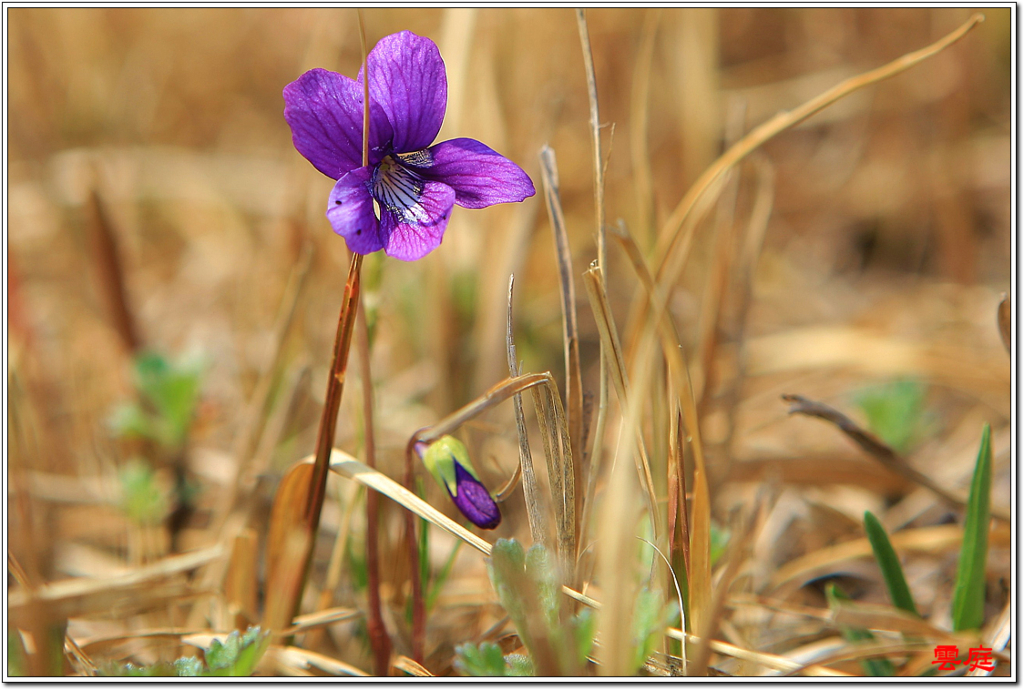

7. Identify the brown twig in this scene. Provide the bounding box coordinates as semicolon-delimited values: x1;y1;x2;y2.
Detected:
781;394;1009;522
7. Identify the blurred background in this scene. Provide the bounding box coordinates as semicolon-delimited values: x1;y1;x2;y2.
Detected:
7;7;1012;674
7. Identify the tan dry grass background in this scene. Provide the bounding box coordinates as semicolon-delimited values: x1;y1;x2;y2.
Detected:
7;7;1012;676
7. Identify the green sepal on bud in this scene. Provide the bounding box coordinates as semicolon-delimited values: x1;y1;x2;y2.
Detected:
422;435;478;497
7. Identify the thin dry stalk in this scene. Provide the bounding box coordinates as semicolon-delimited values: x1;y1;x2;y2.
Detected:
355;285;391;673
668;407;690;586
506;275;549;547
781;394;1010;521
593;286;666;675
688;495;766;676
695;101;745;409
410;372;563;446
538;146;584;527
576;9;611;524
653;14;985;289
608;222;713;636
582;263;660;538
630;8;660;247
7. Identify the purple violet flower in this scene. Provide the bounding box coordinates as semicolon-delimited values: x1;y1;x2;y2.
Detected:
283;31;536;261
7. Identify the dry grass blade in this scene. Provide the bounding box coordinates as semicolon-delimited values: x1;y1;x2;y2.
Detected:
529;382;576;581
263;460;314;632
327;453;492;556
831;601;971;642
281;606;362;636
665;628;849;676
223;528;258;629
996;293;1010;354
271;645;370;677
85;187;141;354
506;275;548;547
393;655;434;677
771;523;1011;590
630;8;660;247
781;394;1010;521
654;13;985;281
539;146;585;513
583;263;660;537
8;545;222;620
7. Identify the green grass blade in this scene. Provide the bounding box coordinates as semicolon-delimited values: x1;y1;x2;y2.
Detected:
950;424;992;631
863;511;919;616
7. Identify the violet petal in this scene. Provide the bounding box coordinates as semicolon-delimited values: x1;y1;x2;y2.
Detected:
326;167;384;255
412;138;536;209
360;31;447;154
448;462;501;530
283;68;394;178
379;180;456;261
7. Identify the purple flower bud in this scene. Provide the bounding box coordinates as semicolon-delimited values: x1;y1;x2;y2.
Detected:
448;461;501;530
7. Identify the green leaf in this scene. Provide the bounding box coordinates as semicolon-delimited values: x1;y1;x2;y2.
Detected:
863;511;919;616
524;544;559;632
108;402;155;440
119;459;170;526
8;631;25;677
133;351;204;448
855;380;926;454
172;656;205;677
826;583;896;676
203;627;270;676
503;654;535;676
951;424;993;631
709;521;730;567
453;642;509;676
571;608;596;666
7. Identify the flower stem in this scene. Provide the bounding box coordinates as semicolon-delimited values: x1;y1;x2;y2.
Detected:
307;253;363;527
295;253;363;632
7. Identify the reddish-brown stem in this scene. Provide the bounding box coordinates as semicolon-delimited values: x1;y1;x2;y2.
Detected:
306;254;363;529
405;438;425;663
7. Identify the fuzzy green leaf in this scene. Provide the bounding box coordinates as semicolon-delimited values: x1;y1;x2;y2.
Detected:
454;642;510;676
951;424;992;631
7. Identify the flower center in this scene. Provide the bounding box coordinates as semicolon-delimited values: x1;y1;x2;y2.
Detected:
371;155;429;224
